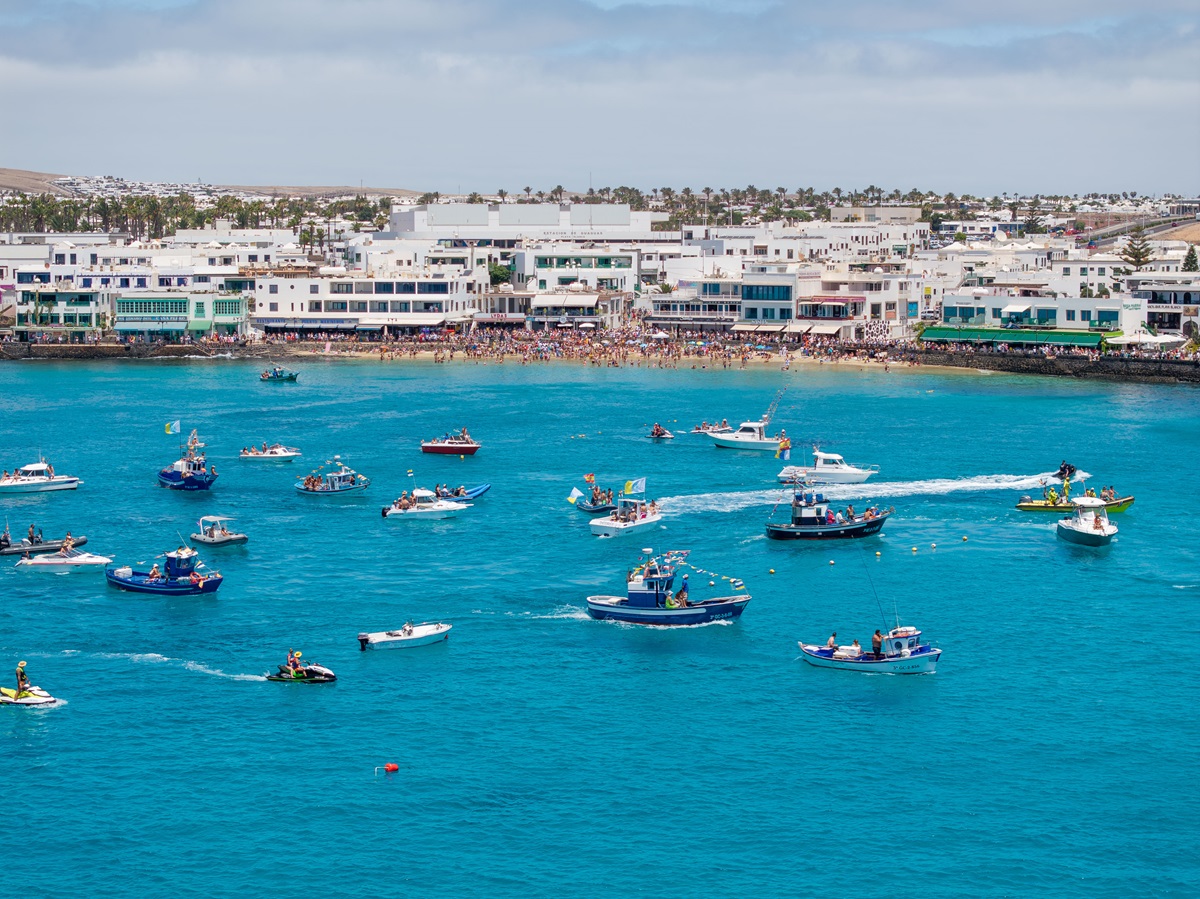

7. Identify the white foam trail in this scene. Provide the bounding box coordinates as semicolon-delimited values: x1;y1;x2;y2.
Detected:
660;471;1088;515
182;661;262;682
529;606;591;621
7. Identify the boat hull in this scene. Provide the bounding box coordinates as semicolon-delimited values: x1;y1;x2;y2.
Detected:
777;468;873;484
765;514;889;540
421;443;480;455
261;374;298;382
239;453;300;462
0;536;88;556
586;596;749;626
190;533;249;546
105;569;223;595
359;624;452;649
17;553;111;568
1017;496;1134;513
590;514;663;537
443;484;490;502
576;501;616;514
0;477;81;493
383;505;465;519
1056;523;1115;546
709;435;778;451
157;471;218;491
295;484;369;495
0;686;58;706
798;644;941;674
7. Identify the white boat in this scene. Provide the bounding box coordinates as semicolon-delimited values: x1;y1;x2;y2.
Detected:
239;443;301;461
190;516;249;546
708;418;785;451
798;625;942;675
0;461;82;493
778;449;879;484
358;622;452;650
590;495;663;537
382;488;470;519
1056;496;1117;547
0;685;58;706
15;548;112;568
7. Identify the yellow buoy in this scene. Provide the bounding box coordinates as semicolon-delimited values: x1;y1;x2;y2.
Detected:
911;546;918;552
829;560;835;566
962;536;968;542
931;543;937;549
875;551;881;557
769;568;775;574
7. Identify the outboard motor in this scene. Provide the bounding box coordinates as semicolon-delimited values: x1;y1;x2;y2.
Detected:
358;633;370;651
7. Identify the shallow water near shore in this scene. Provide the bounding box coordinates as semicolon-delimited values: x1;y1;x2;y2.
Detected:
1;358;1197;898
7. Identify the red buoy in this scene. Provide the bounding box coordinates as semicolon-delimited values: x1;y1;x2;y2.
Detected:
384;763;399;773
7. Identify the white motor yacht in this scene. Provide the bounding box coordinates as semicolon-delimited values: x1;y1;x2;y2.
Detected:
239;443;302;461
382;488;470;520
0;461;82;493
16;548;112;568
590;496;663;537
778;449;879;484
708;419;784;451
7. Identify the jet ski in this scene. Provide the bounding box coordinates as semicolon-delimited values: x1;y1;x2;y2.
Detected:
1055;462;1077;480
266;663;336;684
0;686;58;706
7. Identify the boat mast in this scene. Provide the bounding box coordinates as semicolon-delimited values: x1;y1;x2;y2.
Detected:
764;387;788;425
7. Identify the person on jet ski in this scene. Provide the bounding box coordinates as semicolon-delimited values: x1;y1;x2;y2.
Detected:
287;650;304;677
14;661;30;698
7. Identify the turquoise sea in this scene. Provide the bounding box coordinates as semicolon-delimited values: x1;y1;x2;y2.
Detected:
1;358;1197;898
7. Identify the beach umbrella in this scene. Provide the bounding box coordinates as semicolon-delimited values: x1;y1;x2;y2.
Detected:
650;331;669;339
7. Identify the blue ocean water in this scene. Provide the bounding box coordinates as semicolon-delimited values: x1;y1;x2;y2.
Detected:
1;358;1197;898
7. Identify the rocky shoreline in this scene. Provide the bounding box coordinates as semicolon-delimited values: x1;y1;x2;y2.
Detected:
2;340;1198;384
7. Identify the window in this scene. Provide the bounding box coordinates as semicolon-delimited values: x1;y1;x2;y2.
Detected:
351;301;368;312
248;255;258;263
54;254;65;265
90;254;98;265
370;301;388;313
136;278;147;288
742;284;793;301
194;302;206;318
194;275;211;283
1080;267;1088;276
116;299;188;314
214;300;240;316
762;308;775;319
354;282;374;294
269;302;279;312
82;278;93;288
390;301;410;313
326;301;348;312
374;281;395;294
418;282;449;294
1066;309;1076;321
395;282;415;294
745;307;758;319
158;278;171;287
1062;267;1071;276
309;284;319;294
269;284;278;294
308;301;322;312
330;283;354;294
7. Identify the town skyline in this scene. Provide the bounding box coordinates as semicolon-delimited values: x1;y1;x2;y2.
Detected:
3;1;1197;195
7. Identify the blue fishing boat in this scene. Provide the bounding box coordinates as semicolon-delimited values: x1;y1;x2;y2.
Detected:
158;453;218;490
295;456;370;495
765;490;891;540
585;549;750;626
260;365;299;382
105;547;223;596
798;625;941;674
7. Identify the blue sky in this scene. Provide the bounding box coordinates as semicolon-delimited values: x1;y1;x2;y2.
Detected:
1;0;1197;195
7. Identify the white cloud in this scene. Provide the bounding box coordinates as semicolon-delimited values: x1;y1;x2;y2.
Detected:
1;0;1197;193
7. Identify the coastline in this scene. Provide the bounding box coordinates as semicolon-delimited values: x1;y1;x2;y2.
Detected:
1;339;1197;384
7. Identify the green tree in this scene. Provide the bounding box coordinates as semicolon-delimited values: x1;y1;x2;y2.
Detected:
1183;244;1198;272
488;262;512;286
1120;226;1154;270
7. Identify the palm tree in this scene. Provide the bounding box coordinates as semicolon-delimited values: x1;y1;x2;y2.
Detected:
523;186;532;200
497;189;508;203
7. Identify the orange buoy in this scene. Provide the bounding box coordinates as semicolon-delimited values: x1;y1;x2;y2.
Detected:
384;763;399;773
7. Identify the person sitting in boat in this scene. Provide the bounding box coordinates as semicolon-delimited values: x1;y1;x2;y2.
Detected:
826;632;838;651
15;661;30;699
402;622;414;636
453;486;466;497
460;427;471;441
1093;514;1106;531
1047;487;1059;504
847;639;862;657
720;418;729;428
1085;487;1096;498
59;533;74;555
147;563;162;581
825;509;836;525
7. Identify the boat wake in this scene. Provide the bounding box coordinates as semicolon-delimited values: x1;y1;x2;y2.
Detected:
529;606;592;621
660;471;1090;515
87;651;261;681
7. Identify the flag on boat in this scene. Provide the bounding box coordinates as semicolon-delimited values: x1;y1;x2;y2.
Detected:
584;473;595;485
165;420;180;434
624;477;646;495
567;487;584;504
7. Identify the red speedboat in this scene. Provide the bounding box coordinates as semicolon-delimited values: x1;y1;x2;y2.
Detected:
421;433;480;455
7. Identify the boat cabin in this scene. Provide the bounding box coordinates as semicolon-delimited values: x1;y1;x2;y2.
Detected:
14;463;52;479
169;456;209;476
811;451;851;473
625;557;678;608
885;626;923;656
732;420;767;440
1066;497;1112;530
164;548;199;578
790;492;839;526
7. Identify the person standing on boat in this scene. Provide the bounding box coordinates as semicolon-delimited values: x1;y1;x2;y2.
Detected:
14;661;30;698
872;630;883;659
675;574;689;607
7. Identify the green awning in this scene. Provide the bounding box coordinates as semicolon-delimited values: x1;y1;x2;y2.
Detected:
188;320;212;331
920;327;1104;348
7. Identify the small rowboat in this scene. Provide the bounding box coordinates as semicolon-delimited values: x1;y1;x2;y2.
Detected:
358;622;452;650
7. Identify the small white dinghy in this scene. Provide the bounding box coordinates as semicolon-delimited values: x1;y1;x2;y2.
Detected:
0;686;59;706
358;622;452;650
191;516;249;546
16;548;112;569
